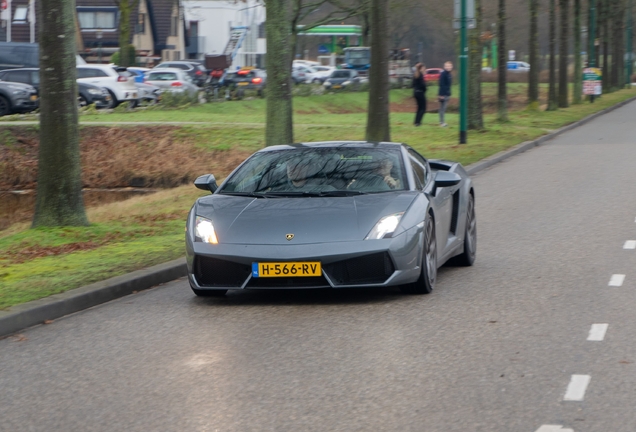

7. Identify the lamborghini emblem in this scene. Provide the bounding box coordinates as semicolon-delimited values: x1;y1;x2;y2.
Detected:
286;234;295;241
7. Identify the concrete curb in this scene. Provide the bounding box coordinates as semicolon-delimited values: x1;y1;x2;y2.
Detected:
465;95;636;176
2;96;635;339
0;258;187;338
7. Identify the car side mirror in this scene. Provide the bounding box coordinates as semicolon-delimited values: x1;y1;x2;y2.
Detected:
432;171;461;195
194;174;218;193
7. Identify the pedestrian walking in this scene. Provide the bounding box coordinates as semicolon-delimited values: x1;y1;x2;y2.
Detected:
438;61;453;127
412;63;427;126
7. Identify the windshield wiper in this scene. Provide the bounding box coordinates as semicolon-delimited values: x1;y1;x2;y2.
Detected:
251;190;368;197
218;192;282;198
315;190;368;197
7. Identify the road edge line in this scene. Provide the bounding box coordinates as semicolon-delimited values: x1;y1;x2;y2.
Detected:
465;95;636;176
0;258;187;339
3;95;635;338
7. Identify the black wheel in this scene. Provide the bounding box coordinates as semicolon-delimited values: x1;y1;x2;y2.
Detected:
192;287;228;297
107;90;119;108
401;215;437;294
452;193;476;266
78;95;88;108
0;95;11;116
129;99;139;109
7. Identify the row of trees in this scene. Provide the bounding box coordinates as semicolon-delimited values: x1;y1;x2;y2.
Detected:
473;0;633;128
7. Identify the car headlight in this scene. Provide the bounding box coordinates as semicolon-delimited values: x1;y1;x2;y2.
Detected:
195;216;218;244
365;213;404;240
88;88;102;95
12;90;27;96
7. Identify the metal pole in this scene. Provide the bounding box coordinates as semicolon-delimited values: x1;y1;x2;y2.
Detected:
459;0;468;144
589;0;596;102
628;0;633;86
7;0;11;42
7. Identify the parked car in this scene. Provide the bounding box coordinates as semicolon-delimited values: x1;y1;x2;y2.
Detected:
154;61;207;87
144;68;200;97
133;82;162;107
77;64;137;108
293;64;319;83
127;67;150;83
0;81;38;116
0;42;85;71
291;67;307;84
222;68;267;96
292;60;321;68
309;66;336;84
323;69;360;90
424;68;443;82
507;61;530;72
0;67;111;108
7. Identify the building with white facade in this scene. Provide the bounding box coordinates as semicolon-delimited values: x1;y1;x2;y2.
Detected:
182;0;266;69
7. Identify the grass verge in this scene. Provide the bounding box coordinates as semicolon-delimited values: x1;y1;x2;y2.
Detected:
1;85;634;309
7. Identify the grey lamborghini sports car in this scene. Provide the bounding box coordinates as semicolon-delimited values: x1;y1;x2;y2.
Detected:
185;142;476;297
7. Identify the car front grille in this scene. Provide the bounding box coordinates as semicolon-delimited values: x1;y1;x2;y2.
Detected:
194;256;251;287
246;275;331;289
324;252;395;286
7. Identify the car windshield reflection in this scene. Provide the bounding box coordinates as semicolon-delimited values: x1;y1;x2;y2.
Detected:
220;147;407;196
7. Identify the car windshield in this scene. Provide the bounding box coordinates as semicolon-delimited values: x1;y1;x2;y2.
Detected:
220;147;407;196
148;72;178;81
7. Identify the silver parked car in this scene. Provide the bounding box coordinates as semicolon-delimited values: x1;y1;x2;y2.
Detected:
144;68;199;97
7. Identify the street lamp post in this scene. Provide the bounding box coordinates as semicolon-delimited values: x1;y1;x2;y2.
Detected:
627;0;633;87
459;0;468;144
588;0;596;102
97;28;103;64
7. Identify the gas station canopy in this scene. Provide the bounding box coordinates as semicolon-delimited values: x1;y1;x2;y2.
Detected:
297;25;362;36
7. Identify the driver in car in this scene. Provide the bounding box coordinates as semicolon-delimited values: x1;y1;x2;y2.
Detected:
270;159;335;192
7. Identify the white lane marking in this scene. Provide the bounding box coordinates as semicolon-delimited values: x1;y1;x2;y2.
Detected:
587;323;609;341
609;274;626;286
535;426;574;432
563;375;591;401
624;240;636;249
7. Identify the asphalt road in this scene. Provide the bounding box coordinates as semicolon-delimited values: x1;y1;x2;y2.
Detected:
2;102;636;432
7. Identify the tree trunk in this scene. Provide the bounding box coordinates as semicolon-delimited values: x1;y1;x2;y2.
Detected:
365;0;391;141
117;0;136;67
573;0;582;103
558;0;569;108
265;0;294;146
602;0;610;92
528;0;539;109
547;0;558;110
468;0;483;129
497;0;508;121
33;0;88;227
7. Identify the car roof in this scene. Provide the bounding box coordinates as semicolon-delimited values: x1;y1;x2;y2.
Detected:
258;141;406;152
147;68;184;74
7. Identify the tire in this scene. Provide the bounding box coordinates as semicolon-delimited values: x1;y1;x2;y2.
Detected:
107;90;119;108
192;287;228;297
0;95;11;116
129;99;139;109
452;193;477;266
78;95;88;108
400;215;437;294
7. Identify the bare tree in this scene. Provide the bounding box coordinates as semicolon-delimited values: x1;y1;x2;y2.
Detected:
468;0;484;129
528;0;539;109
558;0;569;108
366;0;391;141
33;0;88;227
572;0;582;103
547;0;558;110
265;0;360;146
497;0;508;121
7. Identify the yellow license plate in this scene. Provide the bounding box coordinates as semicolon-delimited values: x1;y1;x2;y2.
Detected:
30;95;37;101
252;262;321;278
238;82;249;86
332;85;342;89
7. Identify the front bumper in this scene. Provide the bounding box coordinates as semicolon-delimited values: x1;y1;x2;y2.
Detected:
186;228;422;291
13;96;38;112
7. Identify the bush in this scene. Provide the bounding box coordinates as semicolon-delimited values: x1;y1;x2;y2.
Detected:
110;45;136;67
159;90;200;108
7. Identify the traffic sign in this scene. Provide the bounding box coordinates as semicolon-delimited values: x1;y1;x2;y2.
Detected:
317;45;329;54
452;19;476;29
454;0;475;19
1;0;7;10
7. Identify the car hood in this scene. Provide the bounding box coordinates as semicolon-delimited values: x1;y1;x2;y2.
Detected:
195;192;417;245
0;82;35;92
